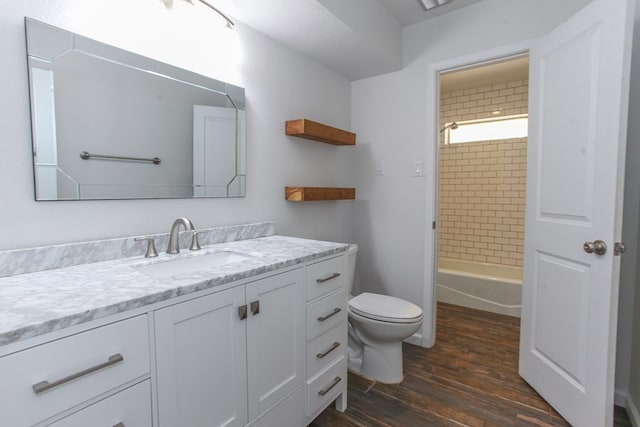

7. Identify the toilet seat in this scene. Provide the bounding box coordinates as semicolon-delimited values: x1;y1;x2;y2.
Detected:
349;293;423;324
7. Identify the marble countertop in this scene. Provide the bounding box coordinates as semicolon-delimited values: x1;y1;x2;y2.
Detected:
0;235;348;348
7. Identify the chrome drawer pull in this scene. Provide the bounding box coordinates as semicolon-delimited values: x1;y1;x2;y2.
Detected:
318;376;342;396
316;342;341;359
32;353;124;394
114;423;125;427
317;307;341;322
316;273;340;283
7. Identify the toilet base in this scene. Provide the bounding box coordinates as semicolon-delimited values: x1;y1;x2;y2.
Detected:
360;341;404;384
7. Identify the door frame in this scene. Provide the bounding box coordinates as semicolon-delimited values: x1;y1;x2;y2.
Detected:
421;40;533;347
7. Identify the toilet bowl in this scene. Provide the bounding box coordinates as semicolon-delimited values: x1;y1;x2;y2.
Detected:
346;245;424;384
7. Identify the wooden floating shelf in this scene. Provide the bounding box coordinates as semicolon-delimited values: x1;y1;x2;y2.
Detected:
285;186;356;202
285;119;356;146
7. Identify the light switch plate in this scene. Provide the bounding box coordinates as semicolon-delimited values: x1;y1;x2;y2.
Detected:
414;160;423;177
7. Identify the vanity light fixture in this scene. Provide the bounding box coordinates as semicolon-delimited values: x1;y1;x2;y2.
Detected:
162;0;235;29
417;0;452;11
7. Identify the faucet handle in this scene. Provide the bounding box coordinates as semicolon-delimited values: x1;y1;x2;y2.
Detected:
190;231;204;251
135;237;159;258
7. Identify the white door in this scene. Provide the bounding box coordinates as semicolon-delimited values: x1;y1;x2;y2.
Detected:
31;67;59;200
246;269;306;421
155;287;248;427
193;105;242;197
519;0;633;425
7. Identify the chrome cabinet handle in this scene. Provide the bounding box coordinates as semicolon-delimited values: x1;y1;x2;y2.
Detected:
238;304;248;320
32;353;124;394
316;342;340;359
250;300;260;316
318;376;342;396
316;273;340;283
584;240;607;255
317;308;341;322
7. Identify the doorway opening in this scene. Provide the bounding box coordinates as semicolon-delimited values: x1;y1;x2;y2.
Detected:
435;55;529;324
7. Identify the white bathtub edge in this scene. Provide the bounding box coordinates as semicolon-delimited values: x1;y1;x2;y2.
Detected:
437;283;521;318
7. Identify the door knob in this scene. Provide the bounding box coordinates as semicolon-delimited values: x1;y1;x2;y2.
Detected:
583;240;607;255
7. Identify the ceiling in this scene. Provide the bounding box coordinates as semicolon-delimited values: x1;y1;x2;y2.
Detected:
378;0;485;27
208;0;486;81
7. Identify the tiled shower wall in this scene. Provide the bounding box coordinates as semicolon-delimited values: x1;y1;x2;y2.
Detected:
438;79;528;267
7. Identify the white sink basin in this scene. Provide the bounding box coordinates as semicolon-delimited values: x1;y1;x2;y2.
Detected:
136;251;253;279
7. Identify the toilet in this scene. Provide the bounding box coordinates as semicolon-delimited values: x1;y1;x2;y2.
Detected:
346;244;424;384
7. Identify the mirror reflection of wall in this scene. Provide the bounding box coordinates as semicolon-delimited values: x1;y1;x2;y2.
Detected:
26;18;246;201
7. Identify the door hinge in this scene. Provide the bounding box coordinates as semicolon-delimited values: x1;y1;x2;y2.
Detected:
614;242;627;256
432;221;436;230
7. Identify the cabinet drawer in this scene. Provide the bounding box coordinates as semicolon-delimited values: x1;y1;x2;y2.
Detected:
307;325;347;377
0;315;150;426
306;290;346;341
48;380;152;427
306;356;347;417
306;256;345;301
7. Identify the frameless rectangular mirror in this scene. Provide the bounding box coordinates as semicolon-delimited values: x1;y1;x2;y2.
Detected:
25;18;245;200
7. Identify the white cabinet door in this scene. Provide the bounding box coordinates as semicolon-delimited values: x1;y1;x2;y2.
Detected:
155;286;248;427
246;268;306;421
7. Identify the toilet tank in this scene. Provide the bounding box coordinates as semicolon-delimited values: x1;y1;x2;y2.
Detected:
347;244;358;296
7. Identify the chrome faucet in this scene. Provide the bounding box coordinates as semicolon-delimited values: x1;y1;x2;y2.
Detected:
167;217;195;254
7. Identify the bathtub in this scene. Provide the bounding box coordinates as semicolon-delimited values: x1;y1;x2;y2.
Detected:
436;258;522;318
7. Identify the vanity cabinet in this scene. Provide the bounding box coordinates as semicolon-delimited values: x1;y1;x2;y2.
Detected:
0;249;347;427
155;267;306;427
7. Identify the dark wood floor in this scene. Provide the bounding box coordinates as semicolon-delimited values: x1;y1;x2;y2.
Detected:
311;303;632;427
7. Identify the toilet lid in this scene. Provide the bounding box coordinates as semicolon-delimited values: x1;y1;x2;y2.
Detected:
349;293;423;324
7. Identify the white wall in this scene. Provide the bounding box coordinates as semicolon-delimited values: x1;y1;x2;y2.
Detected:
624;0;640;417
629;223;640;421
0;0;355;250
351;0;592;339
630;230;640;422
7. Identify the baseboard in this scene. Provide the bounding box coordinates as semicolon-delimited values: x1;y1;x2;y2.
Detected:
616;388;629;407
404;332;423;346
627;394;640;427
